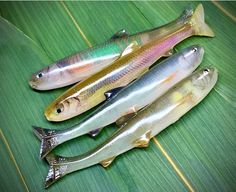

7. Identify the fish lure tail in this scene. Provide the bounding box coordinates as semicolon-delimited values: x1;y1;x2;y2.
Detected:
32;126;49;139
32;126;59;159
44;164;64;188
44;153;68;188
45;153;59;165
179;4;214;37
190;4;215;37
44;164;60;188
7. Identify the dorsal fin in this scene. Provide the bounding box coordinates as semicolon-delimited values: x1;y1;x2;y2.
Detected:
88;128;102;137
163;48;174;57
104;87;124;100
110;29;129;40
100;156;116;168
121;41;141;57
116;113;137;127
134;130;151;148
116;105;148;127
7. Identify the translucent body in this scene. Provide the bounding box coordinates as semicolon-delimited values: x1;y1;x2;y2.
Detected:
44;4;214;122
45;67;218;188
33;45;204;158
29;7;190;91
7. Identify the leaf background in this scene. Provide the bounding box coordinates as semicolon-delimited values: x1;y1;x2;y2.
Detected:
0;1;235;192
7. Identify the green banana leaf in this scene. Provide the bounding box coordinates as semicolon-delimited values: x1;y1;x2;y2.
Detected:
0;1;235;192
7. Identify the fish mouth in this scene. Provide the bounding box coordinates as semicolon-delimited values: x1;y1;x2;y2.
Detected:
44;113;65;122
44;108;55;122
44;106;61;122
44;113;53;121
29;80;38;89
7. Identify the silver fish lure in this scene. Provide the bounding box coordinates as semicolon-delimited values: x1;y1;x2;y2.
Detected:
33;45;204;159
44;67;218;188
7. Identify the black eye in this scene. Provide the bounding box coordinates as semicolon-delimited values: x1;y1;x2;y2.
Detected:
56;108;62;113
37;73;43;78
192;47;197;52
204;69;209;73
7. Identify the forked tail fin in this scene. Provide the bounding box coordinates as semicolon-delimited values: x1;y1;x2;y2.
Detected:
45;153;59;165
45;153;69;188
44;154;63;188
32;126;59;159
179;4;214;37
45;164;61;188
190;4;215;37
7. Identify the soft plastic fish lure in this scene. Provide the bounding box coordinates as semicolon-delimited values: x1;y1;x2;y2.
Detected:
33;45;204;158
44;67;218;188
44;4;214;122
29;4;206;90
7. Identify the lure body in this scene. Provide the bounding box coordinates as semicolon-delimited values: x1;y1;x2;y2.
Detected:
33;45;204;158
29;5;198;91
45;67;218;188
44;4;214;122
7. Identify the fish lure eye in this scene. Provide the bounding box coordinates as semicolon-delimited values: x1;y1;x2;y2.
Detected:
203;69;209;74
55;104;64;114
192;47;198;52
37;73;43;78
204;69;209;72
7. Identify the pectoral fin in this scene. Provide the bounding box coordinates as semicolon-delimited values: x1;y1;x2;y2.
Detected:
163;48;174;57
104;87;124;100
111;29;129;40
116;106;140;127
88;128;102;137
100;156;116;168
121;41;141;57
134;130;151;148
116;113;136;127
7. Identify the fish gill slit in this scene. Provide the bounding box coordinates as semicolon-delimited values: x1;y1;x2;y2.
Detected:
73;97;80;103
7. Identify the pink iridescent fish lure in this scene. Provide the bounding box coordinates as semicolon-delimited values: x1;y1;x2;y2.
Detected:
29;4;213;90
